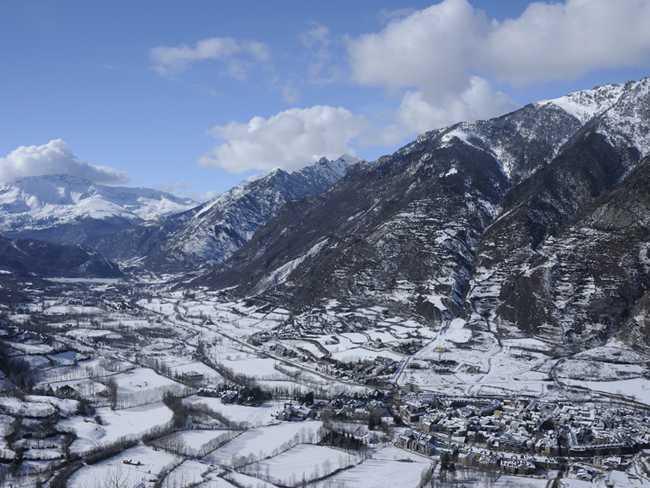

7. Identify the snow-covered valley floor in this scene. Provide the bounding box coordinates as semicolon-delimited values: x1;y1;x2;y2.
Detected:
2;278;650;487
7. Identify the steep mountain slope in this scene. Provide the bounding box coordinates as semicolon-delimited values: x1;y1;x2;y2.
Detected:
206;141;508;319
198;77;650;350
0;174;196;245
0;235;122;278
196;85;614;307
473;155;650;347
94;155;359;271
469;78;650;345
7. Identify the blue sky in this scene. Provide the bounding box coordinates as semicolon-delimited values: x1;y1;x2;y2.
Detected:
1;0;649;199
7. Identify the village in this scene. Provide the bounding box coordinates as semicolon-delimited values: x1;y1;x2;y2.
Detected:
393;393;650;480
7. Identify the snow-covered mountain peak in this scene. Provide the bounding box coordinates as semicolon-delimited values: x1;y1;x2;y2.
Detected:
392;79;646;183
595;76;650;158
536;82;625;124
0;174;196;234
303;154;359;174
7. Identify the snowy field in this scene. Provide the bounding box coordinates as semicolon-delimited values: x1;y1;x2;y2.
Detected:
565;377;650;405
311;446;431;488
69;444;180;488
204;421;322;466
184;396;282;427
60;403;174;455
242;444;363;486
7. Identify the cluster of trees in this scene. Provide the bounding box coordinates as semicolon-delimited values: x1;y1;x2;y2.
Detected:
162;391;190;429
103;378;118;409
209;382;271;406
184;401;245;430
320;429;367;453
0;340;34;391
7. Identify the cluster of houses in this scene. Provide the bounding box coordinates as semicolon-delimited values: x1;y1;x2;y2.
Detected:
275;401;315;421
264;340;400;386
330;356;399;386
253;330;401;387
394;392;650;473
197;383;270;406
271;390;395;427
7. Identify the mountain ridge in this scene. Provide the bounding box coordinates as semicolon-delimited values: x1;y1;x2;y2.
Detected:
195;75;650;354
0;174;197;245
91;154;361;271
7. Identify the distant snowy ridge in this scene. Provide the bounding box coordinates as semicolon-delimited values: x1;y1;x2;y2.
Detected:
0;174;196;233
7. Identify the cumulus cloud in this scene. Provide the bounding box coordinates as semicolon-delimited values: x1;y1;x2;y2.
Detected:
398;78;515;134
350;0;488;96
0;139;127;184
351;0;650;89
485;0;650;84
150;36;270;76
200;106;366;173
348;0;650;133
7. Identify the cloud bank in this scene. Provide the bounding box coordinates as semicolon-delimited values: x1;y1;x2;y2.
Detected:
0;139;127;184
200;106;365;173
197;0;650;175
348;0;650;133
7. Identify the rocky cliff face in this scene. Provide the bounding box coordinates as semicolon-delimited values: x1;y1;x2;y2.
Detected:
473;155;650;347
469;78;650;347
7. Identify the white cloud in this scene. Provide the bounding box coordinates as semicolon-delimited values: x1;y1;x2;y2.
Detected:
351;0;650;89
398;78;514;134
485;0;650;84
349;0;487;96
200;106;366;173
150;36;270;76
0;139;127;184
348;0;650;133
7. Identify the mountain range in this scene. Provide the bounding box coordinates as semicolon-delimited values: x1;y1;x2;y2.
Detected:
197;77;650;352
1;77;648;353
88;154;359;271
0;155;358;275
0;174;196;245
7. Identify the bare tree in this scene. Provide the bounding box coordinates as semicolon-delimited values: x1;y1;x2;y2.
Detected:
105;378;118;410
96;465;129;488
